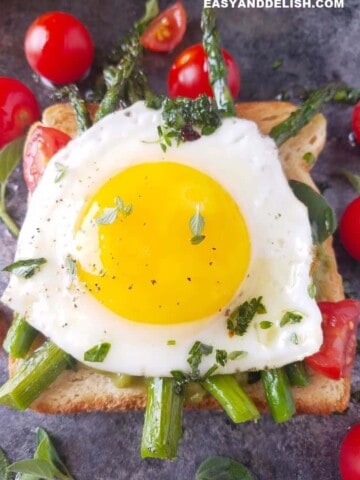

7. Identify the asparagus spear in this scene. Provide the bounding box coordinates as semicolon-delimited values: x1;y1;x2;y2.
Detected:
261;368;295;423
0;341;71;410
201;8;236;117
270;83;338;146
55;85;92;133
95;0;159;120
285;361;310;387
141;377;184;459
202;375;260;423
3;314;37;358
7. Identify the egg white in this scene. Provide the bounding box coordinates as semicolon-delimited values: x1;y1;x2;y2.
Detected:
2;101;322;377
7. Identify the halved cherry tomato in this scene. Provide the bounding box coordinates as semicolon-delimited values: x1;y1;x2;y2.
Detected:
24;12;94;85
340;423;360;480
340;196;360;261
351;102;360;143
0;77;40;150
23;125;71;192
305;300;360;380
168;43;240;99
140;2;186;52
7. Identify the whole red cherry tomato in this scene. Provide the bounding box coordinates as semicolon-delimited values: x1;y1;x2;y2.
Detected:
0;77;40;150
351;102;360;143
339;196;360;261
24;11;94;85
141;2;187;52
23;125;71;192
168;43;240;99
340;423;360;480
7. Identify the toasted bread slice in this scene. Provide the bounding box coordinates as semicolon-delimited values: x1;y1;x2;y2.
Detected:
10;101;348;415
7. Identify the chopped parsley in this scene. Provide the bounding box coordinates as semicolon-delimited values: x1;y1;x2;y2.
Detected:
65;255;77;284
259;320;273;330
280;311;303;327
215;349;227;367
308;282;317;299
227;297;267;336
272;59;283;70
147;94;222;152
290;332;299;345
167;339;176;346
302;151;315;166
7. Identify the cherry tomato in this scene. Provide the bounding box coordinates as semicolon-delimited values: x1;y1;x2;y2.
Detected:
168;43;240;99
305;300;360;380
0;77;40;150
24;11;94;85
351;102;360;143
141;2;186;52
340;423;360;480
340;196;360;260
23;125;71;192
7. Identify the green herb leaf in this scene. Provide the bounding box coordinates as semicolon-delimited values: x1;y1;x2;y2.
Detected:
289;180;337;244
290;332;299;345
95;196;133;225
308;282;317;299
259;320;273;329
84;342;111;362
188;341;213;379
341;170;360;194
196;455;256;480
190;204;205;245
215;349;228;367
280;311;303;327
65;255;77;283
227;297;267;336
95;207;119;225
8;459;56;480
302;151;315;166
0;136;25;236
3;258;47;279
0;448;11;480
228;351;247;361
54;162;68;183
0;136;25;183
167;340;176;346
149;95;222;151
34;428;74;480
272;59;283;70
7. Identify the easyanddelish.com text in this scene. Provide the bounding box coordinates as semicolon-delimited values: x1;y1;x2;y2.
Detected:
204;0;344;8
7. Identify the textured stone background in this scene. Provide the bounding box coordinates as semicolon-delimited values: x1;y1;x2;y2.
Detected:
0;1;359;479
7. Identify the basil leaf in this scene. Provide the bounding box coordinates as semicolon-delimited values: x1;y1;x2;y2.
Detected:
8;459;56;480
0;136;25;183
341;170;360;193
84;342;111;362
34;428;74;480
196;456;256;480
0;448;11;480
3;258;47;279
15;474;39;480
289;180;337;244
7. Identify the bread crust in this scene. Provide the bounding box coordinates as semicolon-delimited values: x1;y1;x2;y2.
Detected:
10;100;348;415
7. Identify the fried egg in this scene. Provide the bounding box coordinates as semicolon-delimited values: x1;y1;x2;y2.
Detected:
2;101;322;377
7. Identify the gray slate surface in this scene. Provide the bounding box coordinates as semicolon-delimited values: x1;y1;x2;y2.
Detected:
0;1;359;479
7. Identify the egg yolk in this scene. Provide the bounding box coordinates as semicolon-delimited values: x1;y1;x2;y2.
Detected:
76;162;250;325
